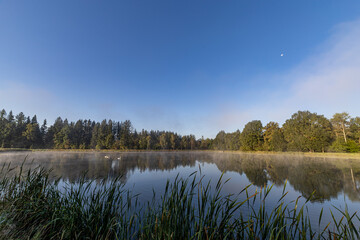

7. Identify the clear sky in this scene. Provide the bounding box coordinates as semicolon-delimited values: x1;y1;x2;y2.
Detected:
1;1;360;138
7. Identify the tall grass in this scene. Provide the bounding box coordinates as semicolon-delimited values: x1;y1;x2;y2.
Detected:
0;163;359;239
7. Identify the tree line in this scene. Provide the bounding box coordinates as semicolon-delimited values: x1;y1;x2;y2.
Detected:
212;111;360;153
0;109;202;150
0;109;359;152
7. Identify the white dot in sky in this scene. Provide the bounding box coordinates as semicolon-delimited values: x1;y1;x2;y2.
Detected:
280;53;284;57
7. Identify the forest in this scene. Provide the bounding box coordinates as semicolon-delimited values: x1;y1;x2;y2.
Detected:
0;109;359;152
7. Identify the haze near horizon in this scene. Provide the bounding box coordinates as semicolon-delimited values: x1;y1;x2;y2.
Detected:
1;1;360;138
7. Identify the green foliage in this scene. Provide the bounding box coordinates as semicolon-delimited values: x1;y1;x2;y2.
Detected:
263;122;287;151
330;139;348;152
2;110;15;148
330;139;360;153
199;137;213;150
346;140;360;153
240;120;263;151
271;129;287;152
213;131;227;150
331;112;350;143
54;125;71;149
212;130;241;150
96;119;114;149
349;117;360;144
283;111;333;152
22;122;42;148
159;132;170;149
2;108;360;153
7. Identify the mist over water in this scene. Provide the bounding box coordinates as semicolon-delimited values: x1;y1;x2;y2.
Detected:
1;151;360;228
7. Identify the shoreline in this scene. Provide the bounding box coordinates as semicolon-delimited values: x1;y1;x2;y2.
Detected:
2;148;360;159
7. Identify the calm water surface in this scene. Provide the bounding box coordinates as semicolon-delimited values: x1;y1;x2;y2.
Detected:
1;151;360;228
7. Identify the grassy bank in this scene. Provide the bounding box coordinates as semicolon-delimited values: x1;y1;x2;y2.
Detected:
13;148;360;160
0;164;359;239
218;150;360;160
0;148;31;152
3;147;360;161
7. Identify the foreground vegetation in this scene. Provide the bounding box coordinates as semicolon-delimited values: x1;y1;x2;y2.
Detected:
1;109;360;152
0;164;359;239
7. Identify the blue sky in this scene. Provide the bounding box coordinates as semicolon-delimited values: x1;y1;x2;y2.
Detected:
1;1;360;138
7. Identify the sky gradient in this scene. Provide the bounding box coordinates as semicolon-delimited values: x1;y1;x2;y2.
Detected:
1;1;360;138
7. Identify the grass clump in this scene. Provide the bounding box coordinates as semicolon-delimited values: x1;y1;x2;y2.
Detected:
0;163;359;239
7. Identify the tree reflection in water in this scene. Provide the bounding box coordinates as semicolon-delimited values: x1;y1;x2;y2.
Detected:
0;151;360;202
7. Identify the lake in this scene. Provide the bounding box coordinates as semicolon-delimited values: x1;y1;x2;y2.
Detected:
1;151;359;230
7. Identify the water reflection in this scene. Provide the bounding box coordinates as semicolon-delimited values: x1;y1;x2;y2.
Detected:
0;151;359;202
211;153;360;201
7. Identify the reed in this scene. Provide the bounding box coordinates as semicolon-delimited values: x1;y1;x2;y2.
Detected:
0;163;359;239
